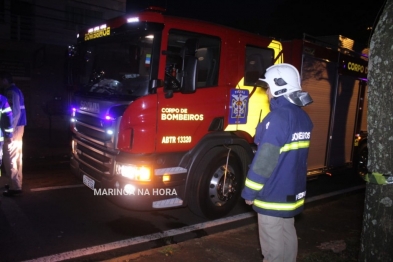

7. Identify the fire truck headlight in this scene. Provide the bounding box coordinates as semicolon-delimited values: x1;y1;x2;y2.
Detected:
115;163;151;181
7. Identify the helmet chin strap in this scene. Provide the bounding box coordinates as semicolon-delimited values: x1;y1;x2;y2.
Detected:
284;91;313;107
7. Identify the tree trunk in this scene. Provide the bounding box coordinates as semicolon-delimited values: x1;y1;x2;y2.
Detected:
359;0;393;261
360;184;393;260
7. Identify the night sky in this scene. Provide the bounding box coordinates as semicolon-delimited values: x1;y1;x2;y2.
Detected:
126;0;386;46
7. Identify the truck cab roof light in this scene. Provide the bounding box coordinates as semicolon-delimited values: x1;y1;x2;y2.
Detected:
127;17;139;23
87;24;106;33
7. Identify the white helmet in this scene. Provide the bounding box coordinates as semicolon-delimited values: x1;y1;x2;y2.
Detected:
259;63;301;97
258;63;313;106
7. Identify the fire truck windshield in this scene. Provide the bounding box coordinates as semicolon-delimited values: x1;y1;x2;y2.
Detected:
69;32;155;98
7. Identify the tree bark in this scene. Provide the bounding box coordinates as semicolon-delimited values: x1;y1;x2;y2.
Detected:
360;184;393;261
359;0;393;261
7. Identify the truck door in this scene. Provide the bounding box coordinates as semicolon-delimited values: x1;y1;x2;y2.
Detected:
156;29;223;153
301;55;365;170
301;56;336;171
327;75;362;167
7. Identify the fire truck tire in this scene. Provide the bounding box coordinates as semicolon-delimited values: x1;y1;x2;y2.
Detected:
188;146;243;219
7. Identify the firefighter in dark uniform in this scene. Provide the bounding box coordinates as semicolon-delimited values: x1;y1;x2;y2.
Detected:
0;92;14;193
0;71;26;196
242;63;313;262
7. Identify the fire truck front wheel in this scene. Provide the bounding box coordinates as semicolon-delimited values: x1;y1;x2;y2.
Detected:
188;147;243;219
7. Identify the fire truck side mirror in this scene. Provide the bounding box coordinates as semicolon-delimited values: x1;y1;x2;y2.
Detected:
254;79;269;89
180;56;197;94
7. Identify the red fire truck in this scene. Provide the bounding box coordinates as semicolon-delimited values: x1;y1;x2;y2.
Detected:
69;7;368;219
282;35;368;176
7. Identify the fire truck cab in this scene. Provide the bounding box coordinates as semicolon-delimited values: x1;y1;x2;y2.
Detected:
69;7;283;219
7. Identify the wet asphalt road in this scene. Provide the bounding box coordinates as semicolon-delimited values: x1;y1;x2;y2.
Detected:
0;161;250;261
0;156;365;261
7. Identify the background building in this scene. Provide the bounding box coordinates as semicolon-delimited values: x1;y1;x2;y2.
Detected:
0;0;126;134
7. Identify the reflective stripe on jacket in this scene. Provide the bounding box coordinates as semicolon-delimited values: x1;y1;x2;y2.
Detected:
0;95;13;141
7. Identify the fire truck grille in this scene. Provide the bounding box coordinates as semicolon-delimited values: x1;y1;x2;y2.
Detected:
80;163;107;182
74;112;109;141
76;142;113;178
75;112;102;126
77;143;111;163
73;112;116;179
75;123;107;141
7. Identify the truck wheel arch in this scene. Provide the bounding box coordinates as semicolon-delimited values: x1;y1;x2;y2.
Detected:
181;132;253;190
180;132;253;218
